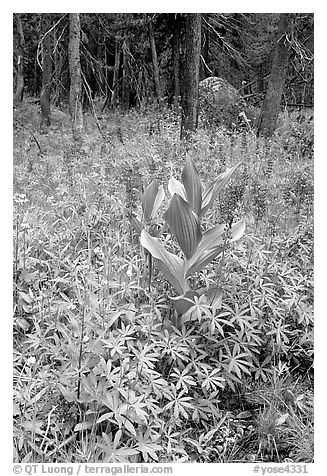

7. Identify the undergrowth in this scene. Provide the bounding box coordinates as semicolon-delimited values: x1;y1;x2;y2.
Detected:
13;100;314;463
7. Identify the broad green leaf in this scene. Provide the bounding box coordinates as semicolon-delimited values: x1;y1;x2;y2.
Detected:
151;184;165;218
142;179;158;221
196;224;226;251
168;175;187;200
140;230;187;295
163;194;202;259
185;220;245;277
229;219;246;242
170;290;199;315
185;224;226;277
185;245;224;278
201;162;242;216
182;156;202;216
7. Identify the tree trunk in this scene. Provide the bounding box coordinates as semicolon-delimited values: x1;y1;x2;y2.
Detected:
121;32;130;111
148;18;162;103
180;14;202;140
111;38;121;110
14;14;25;104
68;13;83;141
257;14;295;138
40;15;53;129
200;22;210;81
53;28;60;104
172;14;181;105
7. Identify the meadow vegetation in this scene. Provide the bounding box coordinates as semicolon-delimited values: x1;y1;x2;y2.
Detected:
13;100;313;463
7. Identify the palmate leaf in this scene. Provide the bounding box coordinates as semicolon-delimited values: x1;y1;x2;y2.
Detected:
201;161;242;216
163;193;202;259
182;156;202;216
199;286;224;309
140;230;188;295
134;428;162;462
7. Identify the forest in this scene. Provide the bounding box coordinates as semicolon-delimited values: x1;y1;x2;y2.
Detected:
13;13;314;465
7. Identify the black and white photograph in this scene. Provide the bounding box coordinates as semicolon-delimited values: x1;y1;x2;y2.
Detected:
11;6;317;473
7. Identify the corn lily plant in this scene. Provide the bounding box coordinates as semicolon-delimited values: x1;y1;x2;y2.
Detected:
132;157;245;322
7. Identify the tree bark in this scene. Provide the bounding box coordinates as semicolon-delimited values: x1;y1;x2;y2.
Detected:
148;18;162;103
121;32;130;111
172;14;181;105
257;14;295;138
68;13;83;141
200;22;210;81
14;14;25;104
111;38;121;110
40;15;53;129
180;14;202;140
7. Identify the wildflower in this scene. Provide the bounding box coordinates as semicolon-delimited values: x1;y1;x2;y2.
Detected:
27;356;36;365
126;265;133;278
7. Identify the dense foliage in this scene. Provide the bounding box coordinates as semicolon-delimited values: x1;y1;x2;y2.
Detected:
13;99;313;463
13;13;313;110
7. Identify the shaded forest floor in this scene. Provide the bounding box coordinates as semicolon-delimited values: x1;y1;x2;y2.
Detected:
13;99;314;463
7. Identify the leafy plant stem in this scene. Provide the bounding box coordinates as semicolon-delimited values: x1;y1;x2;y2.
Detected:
148;253;152;292
77;289;86;403
246;222;259;281
215;229;229;288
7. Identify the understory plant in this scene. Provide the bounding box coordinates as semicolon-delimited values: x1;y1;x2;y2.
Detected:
131;156;245;325
13;104;313;463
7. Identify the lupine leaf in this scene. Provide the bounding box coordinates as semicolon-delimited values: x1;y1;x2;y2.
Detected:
163;194;202;259
182;156;202;216
140;230;187;295
199;286;224;309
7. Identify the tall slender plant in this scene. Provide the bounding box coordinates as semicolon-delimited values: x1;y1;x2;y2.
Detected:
131;156;245;326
